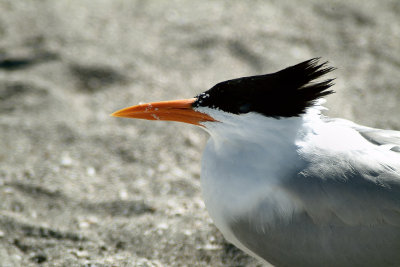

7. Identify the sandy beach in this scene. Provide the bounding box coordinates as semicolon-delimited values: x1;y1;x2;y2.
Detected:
0;1;399;266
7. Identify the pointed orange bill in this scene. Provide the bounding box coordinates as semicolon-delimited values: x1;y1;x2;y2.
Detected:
111;98;216;126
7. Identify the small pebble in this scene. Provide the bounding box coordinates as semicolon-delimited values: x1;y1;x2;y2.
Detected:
30;253;47;264
72;250;89;258
119;189;128;200
79;221;90;229
60;154;72;166
157;223;168;230
87;167;96;176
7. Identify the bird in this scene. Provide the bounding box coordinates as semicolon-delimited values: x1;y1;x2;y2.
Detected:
111;58;400;267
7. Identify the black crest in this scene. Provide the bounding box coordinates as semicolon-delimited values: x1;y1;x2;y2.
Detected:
193;58;335;118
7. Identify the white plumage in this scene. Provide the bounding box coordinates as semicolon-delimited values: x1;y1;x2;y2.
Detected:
199;105;400;266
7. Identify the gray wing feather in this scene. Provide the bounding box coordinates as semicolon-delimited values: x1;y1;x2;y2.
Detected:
229;167;400;267
358;130;400;146
358;130;400;152
229;120;400;266
293;119;400;226
324;118;400;152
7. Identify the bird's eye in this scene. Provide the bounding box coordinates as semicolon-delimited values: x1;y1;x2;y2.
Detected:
239;103;251;113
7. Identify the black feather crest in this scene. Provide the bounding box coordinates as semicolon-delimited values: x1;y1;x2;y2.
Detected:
193;58;335;118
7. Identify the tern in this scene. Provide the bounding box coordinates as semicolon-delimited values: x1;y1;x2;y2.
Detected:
112;59;400;267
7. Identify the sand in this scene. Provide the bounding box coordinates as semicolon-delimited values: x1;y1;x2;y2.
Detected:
0;0;399;266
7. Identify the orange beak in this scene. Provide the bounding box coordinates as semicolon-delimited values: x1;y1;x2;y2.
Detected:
111;98;216;126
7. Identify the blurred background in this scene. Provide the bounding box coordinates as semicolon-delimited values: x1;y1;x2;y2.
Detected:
0;0;399;266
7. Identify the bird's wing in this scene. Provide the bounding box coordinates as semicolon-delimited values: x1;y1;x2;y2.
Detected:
226;120;400;265
228;145;400;266
229;164;400;266
324;118;400;152
295;118;400;226
291;161;400;227
358;129;400;152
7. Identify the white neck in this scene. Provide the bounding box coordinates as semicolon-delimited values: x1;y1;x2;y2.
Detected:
195;106;328;245
199;107;312;165
199;109;319;213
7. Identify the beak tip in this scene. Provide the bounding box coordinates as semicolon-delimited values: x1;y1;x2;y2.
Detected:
111;109;127;118
111;112;125;118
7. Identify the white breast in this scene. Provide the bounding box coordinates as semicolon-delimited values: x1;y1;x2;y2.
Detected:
199;111;308;249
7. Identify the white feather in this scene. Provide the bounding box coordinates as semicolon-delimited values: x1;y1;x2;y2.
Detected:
194;105;400;266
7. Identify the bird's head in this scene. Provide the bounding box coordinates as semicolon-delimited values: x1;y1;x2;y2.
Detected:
111;58;335;134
